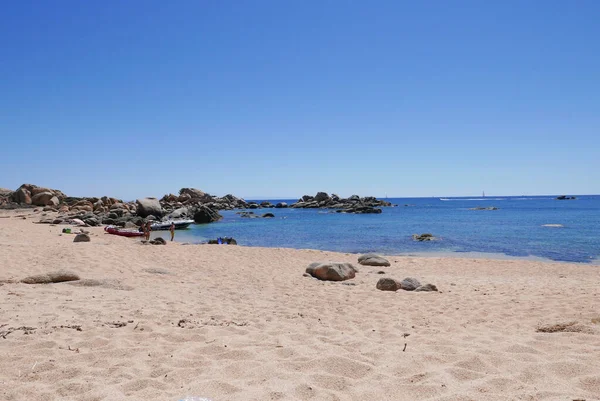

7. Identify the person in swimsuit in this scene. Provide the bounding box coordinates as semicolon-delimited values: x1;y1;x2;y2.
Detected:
169;222;175;242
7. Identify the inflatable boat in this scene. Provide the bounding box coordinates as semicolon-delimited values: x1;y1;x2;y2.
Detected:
104;226;144;237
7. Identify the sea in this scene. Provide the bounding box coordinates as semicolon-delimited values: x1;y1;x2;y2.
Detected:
172;195;600;264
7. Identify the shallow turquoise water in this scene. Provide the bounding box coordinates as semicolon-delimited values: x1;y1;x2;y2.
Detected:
173;195;600;263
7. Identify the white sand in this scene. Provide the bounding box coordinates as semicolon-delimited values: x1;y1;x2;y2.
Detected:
1;209;600;401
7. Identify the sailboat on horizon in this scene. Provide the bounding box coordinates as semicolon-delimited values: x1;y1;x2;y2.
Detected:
482;191;485;198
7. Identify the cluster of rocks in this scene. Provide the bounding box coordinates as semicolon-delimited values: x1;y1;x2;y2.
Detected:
0;184;67;208
291;192;391;214
1;184;393;228
376;277;438;292
0;184;240;228
304;253;439;293
236;211;275;218
556;195;576;200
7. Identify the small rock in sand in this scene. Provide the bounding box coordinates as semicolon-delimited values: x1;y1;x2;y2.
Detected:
376;277;400;291
21;270;80;284
400;277;421;291
73;233;91;242
415;283;438;292
358;253;391;267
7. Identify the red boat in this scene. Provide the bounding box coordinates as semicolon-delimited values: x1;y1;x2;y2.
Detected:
104;226;144;237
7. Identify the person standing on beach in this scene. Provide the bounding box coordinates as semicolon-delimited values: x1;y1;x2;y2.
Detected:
169;222;175;242
145;221;152;241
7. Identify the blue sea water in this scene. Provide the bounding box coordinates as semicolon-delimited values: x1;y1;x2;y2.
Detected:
173;196;600;264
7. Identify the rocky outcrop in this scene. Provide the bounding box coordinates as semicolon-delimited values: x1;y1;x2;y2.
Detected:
275;202;288;208
556;195;576;200
358;254;391;267
291;192;391;210
305;262;357;281
5;184;66;207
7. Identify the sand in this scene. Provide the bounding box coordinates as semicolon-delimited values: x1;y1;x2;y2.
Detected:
1;209;600;401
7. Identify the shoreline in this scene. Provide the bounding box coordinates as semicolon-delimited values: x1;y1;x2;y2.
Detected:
2;209;600;400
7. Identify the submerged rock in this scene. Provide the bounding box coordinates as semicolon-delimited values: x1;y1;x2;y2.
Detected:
207;237;237;245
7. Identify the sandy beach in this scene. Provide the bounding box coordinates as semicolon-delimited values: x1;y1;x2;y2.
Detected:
1;209;600;401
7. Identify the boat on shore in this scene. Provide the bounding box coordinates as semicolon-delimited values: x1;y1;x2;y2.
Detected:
149;219;194;231
104;226;144;237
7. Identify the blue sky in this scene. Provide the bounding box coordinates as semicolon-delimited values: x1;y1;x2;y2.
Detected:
1;1;598;199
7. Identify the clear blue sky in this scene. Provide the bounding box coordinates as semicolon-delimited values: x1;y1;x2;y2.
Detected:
1;1;598;199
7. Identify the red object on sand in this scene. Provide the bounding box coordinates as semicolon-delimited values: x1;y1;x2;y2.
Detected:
104;226;144;237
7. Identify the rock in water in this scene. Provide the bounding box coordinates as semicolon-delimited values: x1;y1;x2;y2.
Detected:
358;253;391;267
412;233;436;241
21;270;80;284
376;277;400;291
305;262;357;281
400;277;421;291
73;233;91;242
136;197;164;218
193;205;223;224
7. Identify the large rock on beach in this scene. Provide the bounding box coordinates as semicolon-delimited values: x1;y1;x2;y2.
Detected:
412;233;436;241
376;277;400;291
21;270;80;284
136;197;163;218
358;253;391;267
400;277;421;291
305;262;357;281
